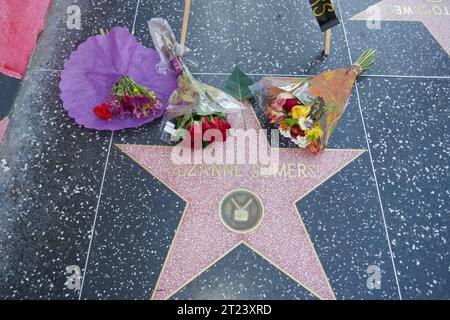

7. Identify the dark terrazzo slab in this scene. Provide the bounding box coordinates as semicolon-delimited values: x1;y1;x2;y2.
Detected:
2;0;446;301
0;74;21;120
132;0;184;48
299;153;400;300
358;78;450;299
78;77;222;299
173;244;317;300
222;72;400;299
245;61;401;299
187;0;350;75
79;146;184;300
338;0;450;77
101;74;397;299
0;72;110;299
29;0;139;72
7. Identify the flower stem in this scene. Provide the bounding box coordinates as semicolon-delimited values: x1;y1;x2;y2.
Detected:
355;49;376;72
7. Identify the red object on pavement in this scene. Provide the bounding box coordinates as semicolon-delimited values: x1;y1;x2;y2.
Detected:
0;0;51;78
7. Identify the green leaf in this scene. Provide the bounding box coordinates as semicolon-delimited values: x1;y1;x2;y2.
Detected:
224;66;254;100
284;118;298;126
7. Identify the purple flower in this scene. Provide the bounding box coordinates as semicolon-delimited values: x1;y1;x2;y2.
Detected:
108;92;162;119
131;95;151;108
107;95;125;118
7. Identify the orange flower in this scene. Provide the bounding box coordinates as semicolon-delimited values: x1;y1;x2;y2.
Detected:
280;119;289;131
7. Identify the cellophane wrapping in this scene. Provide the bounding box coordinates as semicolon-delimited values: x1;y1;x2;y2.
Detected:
148;18;245;144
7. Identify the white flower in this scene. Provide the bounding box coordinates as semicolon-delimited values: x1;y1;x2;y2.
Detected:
279;127;291;139
298;117;313;131
293;135;310;148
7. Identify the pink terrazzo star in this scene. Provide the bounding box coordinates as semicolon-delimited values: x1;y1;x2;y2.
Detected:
118;105;364;300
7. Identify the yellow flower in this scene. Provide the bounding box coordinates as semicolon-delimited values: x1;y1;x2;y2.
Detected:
133;88;139;94
291;105;311;119
306;124;323;141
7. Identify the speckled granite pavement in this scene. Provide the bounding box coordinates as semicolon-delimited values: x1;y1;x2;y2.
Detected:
0;0;448;300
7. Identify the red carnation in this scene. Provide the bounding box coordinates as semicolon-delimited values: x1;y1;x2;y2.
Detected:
283;98;299;113
93;103;113;121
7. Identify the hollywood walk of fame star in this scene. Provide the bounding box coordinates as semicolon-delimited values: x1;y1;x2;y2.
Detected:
351;0;450;55
117;106;365;300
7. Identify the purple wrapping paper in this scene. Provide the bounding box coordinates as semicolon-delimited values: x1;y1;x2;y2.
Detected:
59;27;178;131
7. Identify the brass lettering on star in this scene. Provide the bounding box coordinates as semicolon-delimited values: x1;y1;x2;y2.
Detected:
168;163;316;179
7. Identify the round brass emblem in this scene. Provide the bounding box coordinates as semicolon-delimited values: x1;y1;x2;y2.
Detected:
219;189;264;233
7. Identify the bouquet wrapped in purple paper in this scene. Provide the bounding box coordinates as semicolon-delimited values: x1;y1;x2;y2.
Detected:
59;27;178;131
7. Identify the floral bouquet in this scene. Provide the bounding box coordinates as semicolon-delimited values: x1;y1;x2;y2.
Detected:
148;18;245;148
251;49;375;153
59;27;177;131
93;75;162;121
